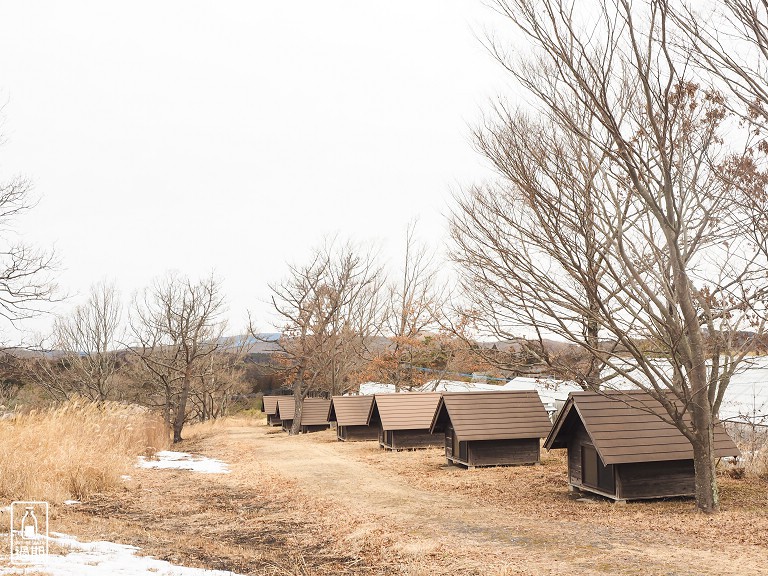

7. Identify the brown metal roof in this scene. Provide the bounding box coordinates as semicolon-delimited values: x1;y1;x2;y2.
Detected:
300;398;331;426
276;396;295;421
328;395;374;426
544;391;740;465
372;392;441;431
432;391;552;441
262;396;279;415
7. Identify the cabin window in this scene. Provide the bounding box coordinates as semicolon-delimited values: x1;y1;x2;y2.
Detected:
581;444;615;493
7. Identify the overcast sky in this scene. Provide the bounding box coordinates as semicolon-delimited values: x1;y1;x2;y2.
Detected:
0;1;516;341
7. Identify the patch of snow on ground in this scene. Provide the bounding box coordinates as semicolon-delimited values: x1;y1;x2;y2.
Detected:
0;532;245;576
137;451;230;474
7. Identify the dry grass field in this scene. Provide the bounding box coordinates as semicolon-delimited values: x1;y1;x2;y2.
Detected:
37;416;768;575
0;400;168;502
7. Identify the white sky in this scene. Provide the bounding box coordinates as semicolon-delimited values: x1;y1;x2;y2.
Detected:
0;1;515;342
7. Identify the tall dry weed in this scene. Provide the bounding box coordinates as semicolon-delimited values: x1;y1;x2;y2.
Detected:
744;446;768;479
0;400;168;502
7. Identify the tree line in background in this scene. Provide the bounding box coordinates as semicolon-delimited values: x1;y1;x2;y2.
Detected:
0;223;530;441
1;0;768;515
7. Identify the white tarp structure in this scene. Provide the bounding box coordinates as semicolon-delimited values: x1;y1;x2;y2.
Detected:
417;379;504;393
502;376;582;416
602;357;768;426
355;355;768;426
718;358;768;426
356;382;397;395
355;377;581;420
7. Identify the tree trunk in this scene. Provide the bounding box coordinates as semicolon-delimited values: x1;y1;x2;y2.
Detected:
690;399;720;513
290;381;303;435
173;372;191;443
585;299;601;390
164;383;173;436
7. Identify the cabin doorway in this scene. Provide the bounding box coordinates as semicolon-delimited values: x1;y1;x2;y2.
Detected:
581;444;615;494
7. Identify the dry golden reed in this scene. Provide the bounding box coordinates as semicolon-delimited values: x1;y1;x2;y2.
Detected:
0;399;169;502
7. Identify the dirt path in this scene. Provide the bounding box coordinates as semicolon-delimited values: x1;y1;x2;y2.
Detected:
199;422;768;576
53;419;767;576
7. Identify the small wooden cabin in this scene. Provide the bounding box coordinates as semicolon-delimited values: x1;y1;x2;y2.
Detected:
276;396;295;432
430;391;552;468
544;391;740;501
299;398;331;433
262;396;281;426
328;396;378;441
371;393;442;450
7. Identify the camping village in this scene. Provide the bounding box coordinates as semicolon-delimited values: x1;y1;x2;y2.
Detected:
262;380;744;502
2;0;768;574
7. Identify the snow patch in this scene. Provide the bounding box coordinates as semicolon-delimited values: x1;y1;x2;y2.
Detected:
0;532;245;576
137;451;230;474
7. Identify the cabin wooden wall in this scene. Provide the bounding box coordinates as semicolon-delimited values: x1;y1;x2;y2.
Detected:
281;419;294;432
466;438;540;467
444;426;457;458
338;425;379;442
617;460;695;499
566;421;591;486
301;424;329;434
381;429;438;450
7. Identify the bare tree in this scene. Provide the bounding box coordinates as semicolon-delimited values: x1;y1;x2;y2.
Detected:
379;220;446;390
0;353;29;407
451;109;614;387
673;3;768;269
129;273;226;442
32;281;122;401
190;336;252;422
265;240;383;434
673;1;768;122
0;162;57;337
450;0;767;513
